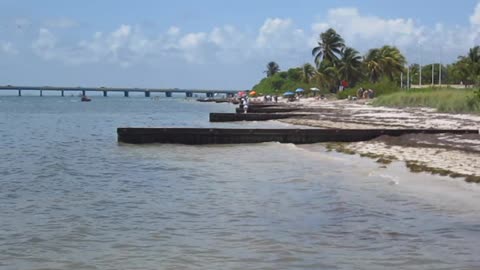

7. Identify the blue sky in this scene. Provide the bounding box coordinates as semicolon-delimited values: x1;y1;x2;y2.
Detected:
1;0;480;89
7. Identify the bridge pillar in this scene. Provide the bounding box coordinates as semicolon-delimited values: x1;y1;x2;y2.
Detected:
61;90;64;97
186;92;193;97
165;91;172;97
40;90;43;97
103;91;107;97
82;90;86;96
124;91;129;97
18;90;21;97
145;91;150;98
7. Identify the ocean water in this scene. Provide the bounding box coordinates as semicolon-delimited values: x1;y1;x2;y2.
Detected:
1;96;480;270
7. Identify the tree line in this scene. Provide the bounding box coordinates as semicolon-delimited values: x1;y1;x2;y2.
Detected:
262;28;480;92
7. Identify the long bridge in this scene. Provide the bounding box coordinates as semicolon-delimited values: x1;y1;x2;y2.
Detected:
0;85;240;98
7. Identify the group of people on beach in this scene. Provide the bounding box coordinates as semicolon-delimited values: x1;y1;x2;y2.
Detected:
356;88;375;99
263;95;278;103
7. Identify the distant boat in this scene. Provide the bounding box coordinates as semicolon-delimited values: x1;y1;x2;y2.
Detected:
81;96;91;102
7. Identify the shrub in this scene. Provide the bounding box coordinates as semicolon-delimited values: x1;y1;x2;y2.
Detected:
372;88;480;114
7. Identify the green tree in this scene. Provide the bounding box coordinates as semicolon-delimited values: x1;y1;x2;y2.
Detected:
312;28;345;68
301;63;316;84
338;47;363;85
378;45;406;81
264;61;280;77
457;46;480;85
364;46;406;82
313;60;340;92
364;48;382;83
287;67;302;82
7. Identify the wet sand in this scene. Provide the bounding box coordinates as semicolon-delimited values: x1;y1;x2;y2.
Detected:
276;98;480;181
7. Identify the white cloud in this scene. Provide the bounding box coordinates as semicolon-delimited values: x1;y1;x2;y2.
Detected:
0;41;18;55
256;18;307;49
167;26;180;36
32;25;155;67
470;2;480;26
27;3;480;68
179;32;207;48
313;8;423;50
32;28;57;60
310;6;479;63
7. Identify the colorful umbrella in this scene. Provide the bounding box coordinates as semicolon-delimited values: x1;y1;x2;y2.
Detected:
295;88;304;93
283;91;295;96
310;87;320;91
249;91;257;96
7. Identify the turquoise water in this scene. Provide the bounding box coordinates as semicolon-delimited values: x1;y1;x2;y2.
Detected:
1;96;480;270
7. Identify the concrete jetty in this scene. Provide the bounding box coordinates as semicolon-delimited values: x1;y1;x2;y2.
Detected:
235;107;301;113
117;128;478;145
209;113;308;122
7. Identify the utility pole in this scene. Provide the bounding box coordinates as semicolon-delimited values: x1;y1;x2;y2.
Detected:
439;47;442;86
407;66;410;89
432;64;435;85
419;46;422;86
419;65;422;86
439;63;442;86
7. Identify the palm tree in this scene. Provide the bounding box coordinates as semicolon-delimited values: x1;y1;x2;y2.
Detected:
466;46;480;63
378;45;406;80
364;48;382;82
301;63;316;83
313;60;340;92
264;61;280;77
457;46;480;84
364;46;406;82
312;28;345;68
338;47;362;85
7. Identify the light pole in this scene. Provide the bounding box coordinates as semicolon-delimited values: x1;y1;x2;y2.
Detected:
432;64;434;85
407;65;410;89
438;47;442;86
439;63;442;86
419;45;422;86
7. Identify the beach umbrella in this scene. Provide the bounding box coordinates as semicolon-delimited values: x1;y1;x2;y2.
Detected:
310;87;320;91
295;88;304;93
249;91;257;96
283;91;295;96
237;91;246;97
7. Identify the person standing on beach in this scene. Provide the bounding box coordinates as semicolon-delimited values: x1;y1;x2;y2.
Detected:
243;97;249;113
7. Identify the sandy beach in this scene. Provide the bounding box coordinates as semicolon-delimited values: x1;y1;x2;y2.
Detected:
272;97;480;181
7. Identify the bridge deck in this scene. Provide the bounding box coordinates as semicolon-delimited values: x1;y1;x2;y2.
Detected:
0;85;238;94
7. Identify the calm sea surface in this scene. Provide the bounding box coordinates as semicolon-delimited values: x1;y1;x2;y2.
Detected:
1;96;480;270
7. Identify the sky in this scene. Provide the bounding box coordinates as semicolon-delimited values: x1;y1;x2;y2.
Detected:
1;0;480;89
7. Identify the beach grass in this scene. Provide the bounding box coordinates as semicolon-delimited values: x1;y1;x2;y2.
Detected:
372;88;480;114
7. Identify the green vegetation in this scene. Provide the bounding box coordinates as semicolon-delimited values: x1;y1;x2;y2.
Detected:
406;161;480;183
372;88;480;114
336;79;401;99
264;61;280;77
252;27;480;114
252;67;329;96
